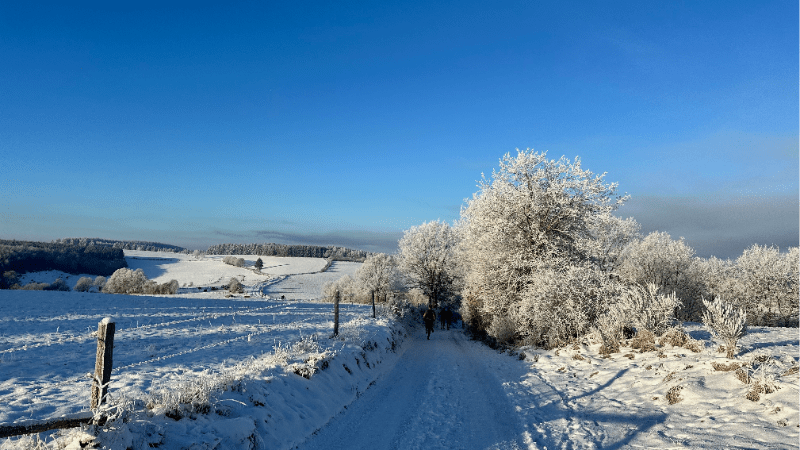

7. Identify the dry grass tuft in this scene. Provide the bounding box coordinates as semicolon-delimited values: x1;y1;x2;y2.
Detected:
666;385;683;404
745;389;760;402
658;327;688;347
735;368;751;384
629;330;657;352
623;353;635;360
572;353;586;361
781;365;799;377
712;362;741;372
599;342;619;356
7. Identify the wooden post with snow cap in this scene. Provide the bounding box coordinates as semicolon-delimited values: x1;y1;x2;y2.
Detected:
91;317;115;410
333;291;340;337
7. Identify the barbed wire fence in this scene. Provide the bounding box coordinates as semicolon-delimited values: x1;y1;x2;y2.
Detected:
0;298;359;439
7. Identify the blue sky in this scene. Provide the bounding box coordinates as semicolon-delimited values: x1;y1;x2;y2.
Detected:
1;1;797;258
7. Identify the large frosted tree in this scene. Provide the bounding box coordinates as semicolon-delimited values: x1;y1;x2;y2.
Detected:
459;149;629;345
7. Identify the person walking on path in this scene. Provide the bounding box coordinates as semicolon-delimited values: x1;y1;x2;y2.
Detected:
423;307;436;340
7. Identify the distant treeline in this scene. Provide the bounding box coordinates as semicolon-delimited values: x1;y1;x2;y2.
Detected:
205;243;371;261
0;239;128;277
56;238;189;253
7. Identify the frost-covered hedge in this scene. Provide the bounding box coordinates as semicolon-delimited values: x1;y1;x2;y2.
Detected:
222;256;245;268
102;268;178;295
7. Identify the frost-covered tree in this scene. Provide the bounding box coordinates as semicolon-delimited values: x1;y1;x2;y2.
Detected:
702;296;747;358
254;258;263;272
354;253;402;300
397;220;461;308
459;149;627;345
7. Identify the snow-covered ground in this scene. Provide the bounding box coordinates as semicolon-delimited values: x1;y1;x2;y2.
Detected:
0;289;404;449
2;252;798;449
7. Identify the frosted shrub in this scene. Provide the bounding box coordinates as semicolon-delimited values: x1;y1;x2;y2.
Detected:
618;283;679;336
515;265;614;349
41;278;71;291
487;312;517;346
702;296;747;359
93;275;106;289
617;232;704;321
103;268;178;295
595;307;625;354
74;276;94;292
292;334;322;354
222;256;245;267
228;277;243;294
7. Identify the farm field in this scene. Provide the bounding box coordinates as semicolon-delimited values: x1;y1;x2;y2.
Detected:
16;250;362;301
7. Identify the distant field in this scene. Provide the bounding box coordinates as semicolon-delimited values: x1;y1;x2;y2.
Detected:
17;251;362;302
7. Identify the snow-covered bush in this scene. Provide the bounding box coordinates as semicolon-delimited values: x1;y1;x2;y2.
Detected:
103;268;178;295
733;245;798;326
515;265;619;348
702;296;747;359
74;276;94;292
93;275;107;290
617;232;704;321
616;283;679;335
397;220;461;307
44;277;70;291
222;256;245;267
228;277;243;294
19;281;49;290
323;274;359;302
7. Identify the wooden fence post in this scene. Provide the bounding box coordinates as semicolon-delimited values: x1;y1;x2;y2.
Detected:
371;290;376;319
333;291;340;337
91;318;115;410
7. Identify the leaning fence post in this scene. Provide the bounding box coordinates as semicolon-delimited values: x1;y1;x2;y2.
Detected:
371;290;376;319
333;291;340;337
91;318;115;410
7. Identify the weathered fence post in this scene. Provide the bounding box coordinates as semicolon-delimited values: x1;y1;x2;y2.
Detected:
371;290;376;319
91;318;115;410
333;291;340;337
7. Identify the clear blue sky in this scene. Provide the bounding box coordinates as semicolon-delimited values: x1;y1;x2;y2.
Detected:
2;1;797;258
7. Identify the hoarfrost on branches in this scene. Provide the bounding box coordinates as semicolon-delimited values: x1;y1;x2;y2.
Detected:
397;220;461;308
702;296;747;359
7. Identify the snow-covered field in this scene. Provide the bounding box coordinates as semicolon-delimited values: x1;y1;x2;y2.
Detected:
0;289;404;449
17;250;361;301
1;251;798;449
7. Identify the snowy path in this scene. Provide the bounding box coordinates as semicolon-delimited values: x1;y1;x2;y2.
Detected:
296;328;531;450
